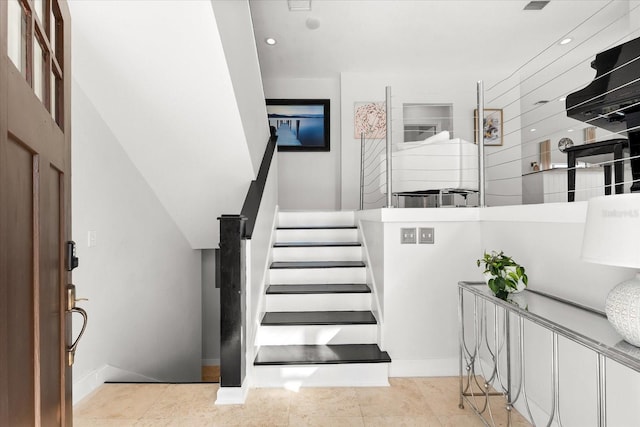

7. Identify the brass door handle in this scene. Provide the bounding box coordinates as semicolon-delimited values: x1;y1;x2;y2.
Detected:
66;284;88;366
67;306;88;366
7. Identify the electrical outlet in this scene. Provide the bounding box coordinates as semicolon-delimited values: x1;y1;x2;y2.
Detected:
88;230;97;248
419;227;435;244
400;228;417;244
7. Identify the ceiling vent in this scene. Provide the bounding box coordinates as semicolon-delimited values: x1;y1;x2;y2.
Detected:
524;1;550;10
288;0;312;12
534;100;550;105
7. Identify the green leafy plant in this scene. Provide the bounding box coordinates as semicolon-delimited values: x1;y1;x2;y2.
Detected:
477;251;528;300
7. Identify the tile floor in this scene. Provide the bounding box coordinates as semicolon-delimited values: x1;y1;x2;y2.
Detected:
74;377;532;426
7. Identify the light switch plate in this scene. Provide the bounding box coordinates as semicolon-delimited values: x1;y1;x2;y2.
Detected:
400;228;417;244
419;227;435;244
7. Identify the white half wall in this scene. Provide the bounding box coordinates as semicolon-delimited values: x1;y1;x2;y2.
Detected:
72;82;202;401
356;208;482;376
263;78;341;210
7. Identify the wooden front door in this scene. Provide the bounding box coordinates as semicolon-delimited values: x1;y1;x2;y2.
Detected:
0;0;73;425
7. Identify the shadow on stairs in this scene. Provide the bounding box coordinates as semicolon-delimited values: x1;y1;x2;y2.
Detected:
253;211;391;388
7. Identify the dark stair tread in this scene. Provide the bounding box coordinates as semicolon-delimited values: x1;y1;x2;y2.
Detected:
273;241;361;248
271;261;365;269
254;344;391;366
277;226;357;230
266;284;371;294
261;310;377;326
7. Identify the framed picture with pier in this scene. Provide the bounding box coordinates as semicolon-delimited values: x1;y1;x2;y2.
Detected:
266;99;330;151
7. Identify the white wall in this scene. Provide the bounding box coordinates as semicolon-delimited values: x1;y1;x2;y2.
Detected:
479;202;632;309
211;0;271;176
383;217;481;375
356;209;482;376
72;82;202;400
263;78;341;210
70;0;255;248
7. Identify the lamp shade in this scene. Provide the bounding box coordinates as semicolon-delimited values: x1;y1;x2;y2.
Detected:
582;193;640;346
581;194;640;269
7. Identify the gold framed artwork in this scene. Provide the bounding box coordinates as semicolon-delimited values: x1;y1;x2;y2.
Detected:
474;108;503;146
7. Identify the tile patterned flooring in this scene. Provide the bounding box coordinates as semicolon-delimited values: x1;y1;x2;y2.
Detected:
74;377;532;426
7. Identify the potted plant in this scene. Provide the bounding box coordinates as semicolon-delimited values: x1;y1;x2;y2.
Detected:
477;251;528;300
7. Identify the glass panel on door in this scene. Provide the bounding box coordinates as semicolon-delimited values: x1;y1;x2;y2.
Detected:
50;70;56;118
50;7;56;56
7;0;27;74
33;35;46;103
32;0;44;24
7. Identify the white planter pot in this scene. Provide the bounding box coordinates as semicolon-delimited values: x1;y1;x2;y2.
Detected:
483;267;526;294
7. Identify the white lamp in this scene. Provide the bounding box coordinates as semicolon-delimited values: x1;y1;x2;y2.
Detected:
582;194;640;346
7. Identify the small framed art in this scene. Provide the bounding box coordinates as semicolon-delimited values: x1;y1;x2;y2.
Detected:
474;108;503;146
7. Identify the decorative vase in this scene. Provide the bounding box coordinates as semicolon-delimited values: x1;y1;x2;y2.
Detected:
605;273;640;347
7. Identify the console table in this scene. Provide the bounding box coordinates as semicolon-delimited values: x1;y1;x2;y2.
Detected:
458;281;640;427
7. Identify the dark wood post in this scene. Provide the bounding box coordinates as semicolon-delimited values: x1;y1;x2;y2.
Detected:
625;110;640;193
218;215;247;387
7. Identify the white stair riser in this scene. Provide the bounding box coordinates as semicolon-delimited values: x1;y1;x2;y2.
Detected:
272;246;362;262
255;324;376;345
269;267;366;284
252;363;390;388
278;211;355;228
265;293;371;312
276;228;358;243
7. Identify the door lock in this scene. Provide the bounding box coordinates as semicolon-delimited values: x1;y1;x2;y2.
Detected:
66;241;79;271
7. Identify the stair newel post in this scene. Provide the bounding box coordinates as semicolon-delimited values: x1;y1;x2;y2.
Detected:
218;214;247;388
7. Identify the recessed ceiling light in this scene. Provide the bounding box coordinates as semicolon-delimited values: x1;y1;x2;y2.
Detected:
558;97;566;102
568;129;574;132
265;38;277;46
530;128;537;132
560;38;573;45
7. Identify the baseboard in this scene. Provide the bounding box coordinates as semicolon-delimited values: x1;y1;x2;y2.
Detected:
389;358;459;377
201;358;220;366
215;380;250;405
73;365;160;405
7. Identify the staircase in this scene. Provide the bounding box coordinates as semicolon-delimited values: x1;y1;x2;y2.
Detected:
253;211;391;388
